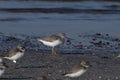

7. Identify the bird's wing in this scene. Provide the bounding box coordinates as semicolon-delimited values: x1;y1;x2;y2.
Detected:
69;65;84;73
40;35;60;42
7;48;18;57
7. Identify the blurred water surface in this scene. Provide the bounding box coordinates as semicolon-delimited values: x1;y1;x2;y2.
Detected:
0;0;120;38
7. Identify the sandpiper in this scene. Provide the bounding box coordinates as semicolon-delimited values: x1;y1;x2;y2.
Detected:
0;61;8;77
63;60;90;78
4;45;25;63
37;33;66;56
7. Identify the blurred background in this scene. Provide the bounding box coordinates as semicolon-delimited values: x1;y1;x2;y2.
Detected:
0;0;120;38
0;0;120;52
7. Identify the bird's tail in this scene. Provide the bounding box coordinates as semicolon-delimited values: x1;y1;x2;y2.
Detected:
0;54;6;62
61;72;67;76
3;57;10;60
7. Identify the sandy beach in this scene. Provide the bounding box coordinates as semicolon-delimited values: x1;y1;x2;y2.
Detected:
0;50;119;80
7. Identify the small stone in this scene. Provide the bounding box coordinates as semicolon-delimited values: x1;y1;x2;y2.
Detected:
115;77;119;79
107;78;110;80
98;76;102;79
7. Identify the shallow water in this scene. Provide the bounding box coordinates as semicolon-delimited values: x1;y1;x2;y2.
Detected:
0;0;120;38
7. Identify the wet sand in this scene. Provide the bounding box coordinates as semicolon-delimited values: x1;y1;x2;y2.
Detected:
0;50;120;80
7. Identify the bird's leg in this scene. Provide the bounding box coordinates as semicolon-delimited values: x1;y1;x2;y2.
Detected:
52;47;57;56
53;47;57;56
52;47;54;56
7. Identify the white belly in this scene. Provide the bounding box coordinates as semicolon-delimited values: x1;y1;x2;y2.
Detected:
39;40;62;47
0;58;3;62
9;52;24;60
65;69;87;78
0;69;5;76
